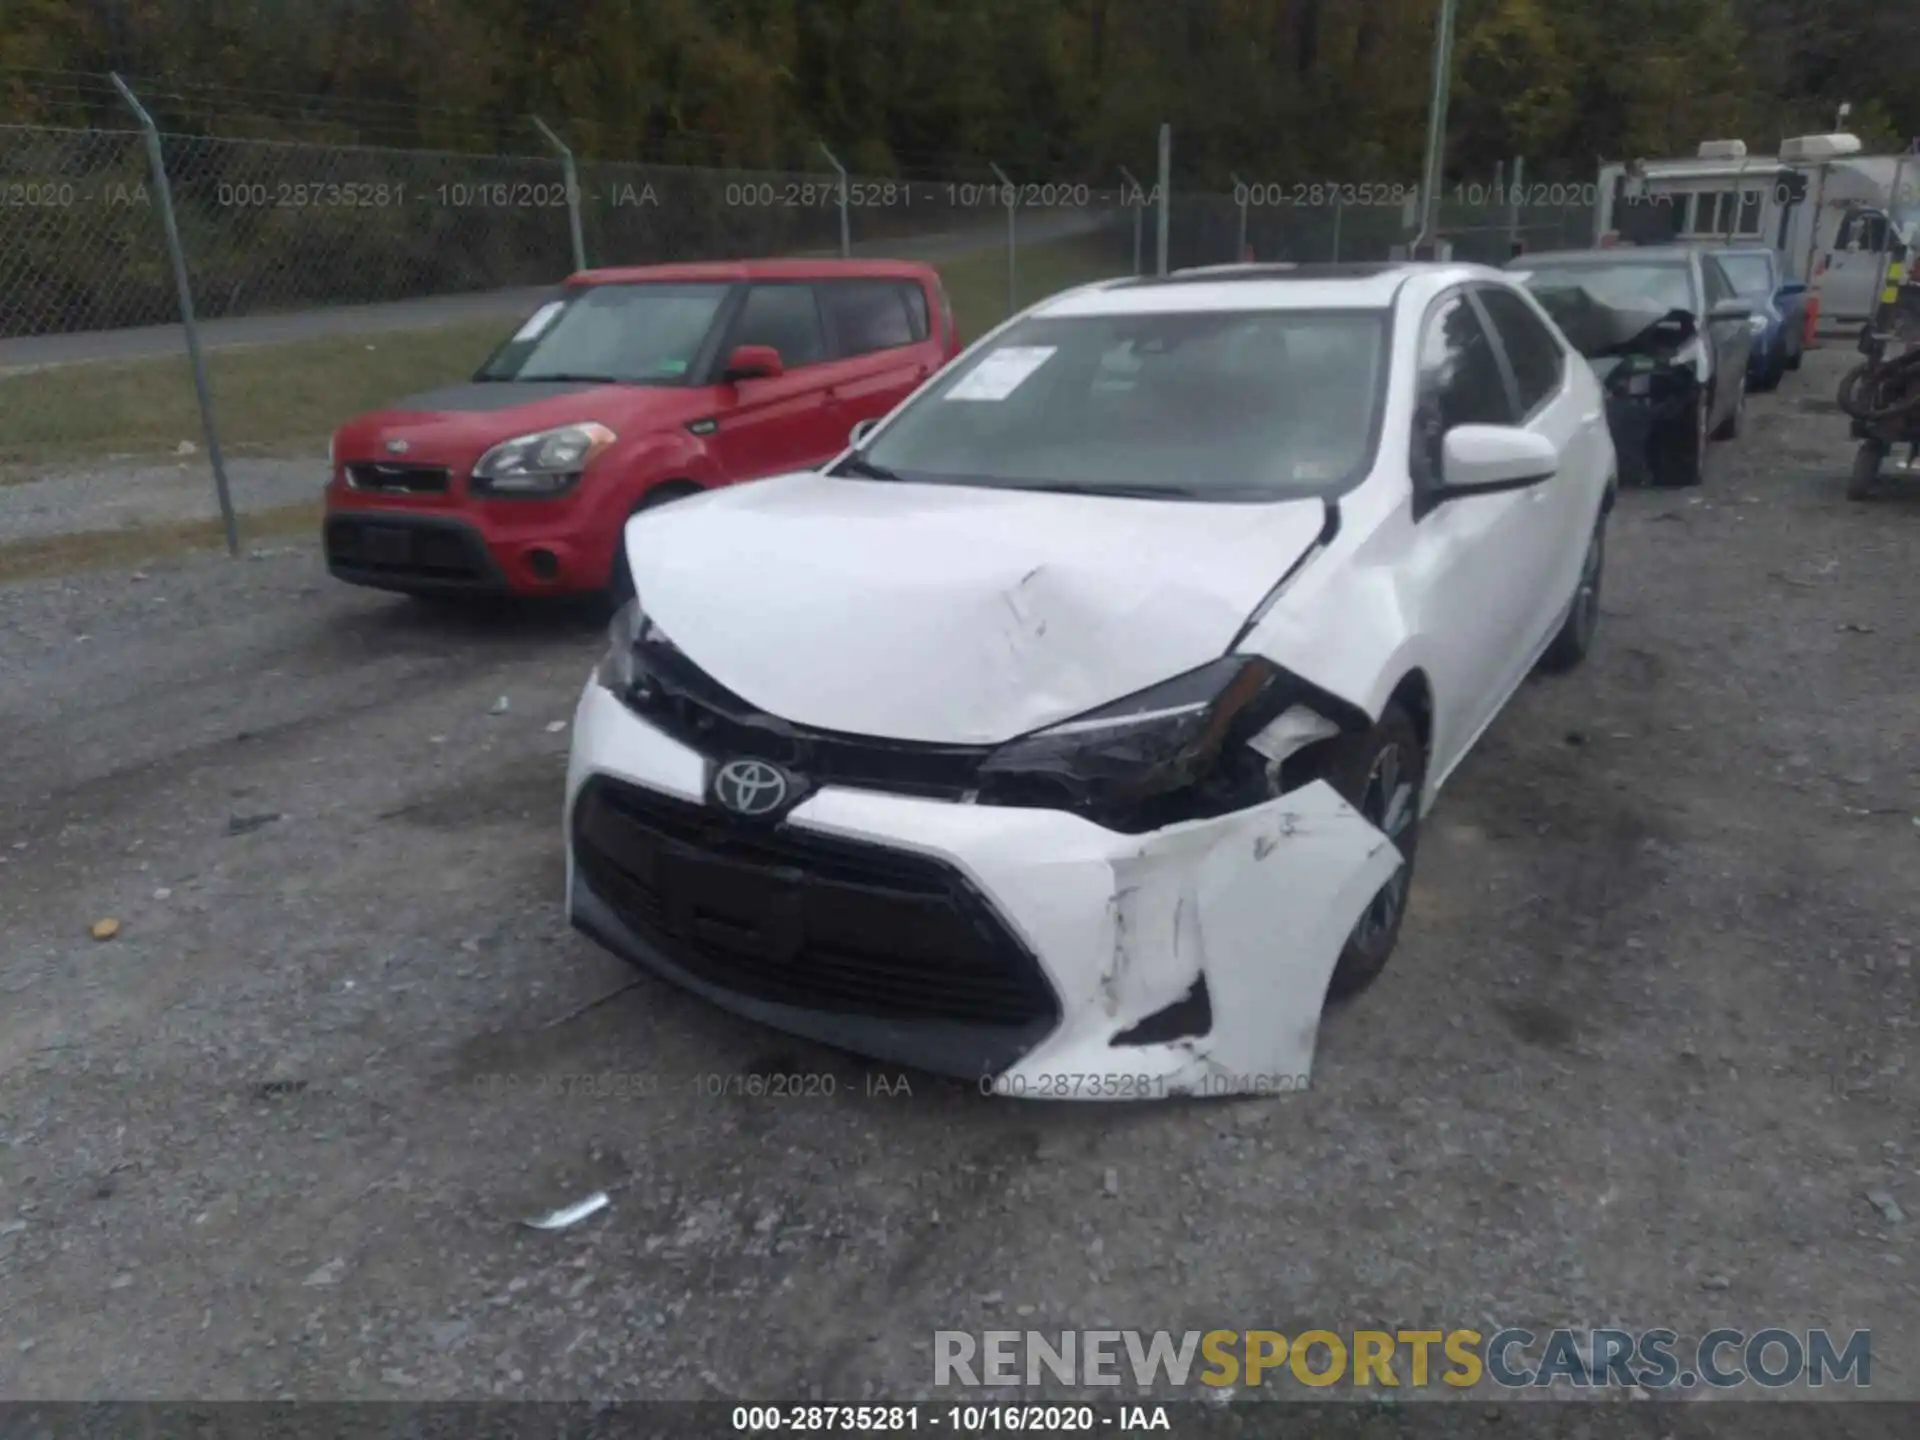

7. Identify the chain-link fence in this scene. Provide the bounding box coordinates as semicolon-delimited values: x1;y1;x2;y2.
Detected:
0;80;1595;522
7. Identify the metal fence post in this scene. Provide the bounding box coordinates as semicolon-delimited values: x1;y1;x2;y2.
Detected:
1155;123;1171;275
1508;156;1524;256
1230;173;1248;261
532;115;586;272
1413;0;1460;252
1118;166;1145;274
1331;193;1344;261
989;163;1017;314
818;142;851;257
110;72;238;558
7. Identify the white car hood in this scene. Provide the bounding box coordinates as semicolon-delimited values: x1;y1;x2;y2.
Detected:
622;472;1329;745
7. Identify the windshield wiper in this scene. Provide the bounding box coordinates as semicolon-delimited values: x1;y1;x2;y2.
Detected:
832;453;905;481
513;373;625;384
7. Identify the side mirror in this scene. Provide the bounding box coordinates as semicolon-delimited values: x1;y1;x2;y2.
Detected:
848;417;879;446
1440;425;1559;495
1709;299;1750;322
723;344;784;382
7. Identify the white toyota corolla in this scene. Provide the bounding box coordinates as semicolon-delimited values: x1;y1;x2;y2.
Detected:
564;261;1616;1099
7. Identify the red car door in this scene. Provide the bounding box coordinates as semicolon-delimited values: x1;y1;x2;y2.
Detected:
703;282;845;481
816;278;944;438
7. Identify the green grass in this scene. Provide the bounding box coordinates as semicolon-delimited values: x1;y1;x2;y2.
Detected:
0;499;321;583
0;235;1128;478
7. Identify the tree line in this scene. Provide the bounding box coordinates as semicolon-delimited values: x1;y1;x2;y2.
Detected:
2;0;1914;181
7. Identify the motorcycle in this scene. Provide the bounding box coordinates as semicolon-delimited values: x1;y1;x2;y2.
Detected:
1839;253;1920;501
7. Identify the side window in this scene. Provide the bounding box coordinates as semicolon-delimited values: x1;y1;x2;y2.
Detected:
1860;213;1890;252
821;280;916;357
1475;287;1564;416
728;284;828;367
1735;190;1763;237
1413;293;1515;486
898;283;931;341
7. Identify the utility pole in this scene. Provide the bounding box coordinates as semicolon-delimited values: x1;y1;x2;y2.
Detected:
1412;0;1459;256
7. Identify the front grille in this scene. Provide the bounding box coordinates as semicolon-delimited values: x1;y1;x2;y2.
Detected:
619;633;989;799
345;462;451;494
324;515;492;582
572;777;1059;1029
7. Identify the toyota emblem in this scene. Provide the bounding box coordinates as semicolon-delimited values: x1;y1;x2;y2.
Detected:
711;758;792;818
384;438;410;455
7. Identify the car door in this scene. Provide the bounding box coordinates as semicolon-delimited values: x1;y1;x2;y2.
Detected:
1406;289;1555;766
1470;283;1606;657
1821;209;1892;319
1696;257;1745;425
816;279;943;439
702;282;845;481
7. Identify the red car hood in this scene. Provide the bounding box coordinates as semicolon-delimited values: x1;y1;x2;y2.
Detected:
332;381;711;466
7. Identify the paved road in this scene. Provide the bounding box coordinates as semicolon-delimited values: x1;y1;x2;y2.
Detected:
0;214;1108;372
1;349;1915;1408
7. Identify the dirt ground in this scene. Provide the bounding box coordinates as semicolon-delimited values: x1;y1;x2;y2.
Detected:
1;346;1916;1411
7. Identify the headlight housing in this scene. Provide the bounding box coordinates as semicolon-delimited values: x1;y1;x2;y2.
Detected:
1747;313;1770;335
975;655;1350;833
596;598;684;697
472;422;615;496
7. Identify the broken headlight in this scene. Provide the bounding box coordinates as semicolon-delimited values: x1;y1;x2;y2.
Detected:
596;598;680;696
975;655;1330;832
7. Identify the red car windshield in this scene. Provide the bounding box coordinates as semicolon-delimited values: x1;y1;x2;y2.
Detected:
476;282;729;385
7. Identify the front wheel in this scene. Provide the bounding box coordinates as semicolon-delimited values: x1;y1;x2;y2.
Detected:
603;482;703;605
1651;392;1709;488
1322;705;1426;1002
1538;516;1605;674
1847;441;1886;501
1712;372;1745;439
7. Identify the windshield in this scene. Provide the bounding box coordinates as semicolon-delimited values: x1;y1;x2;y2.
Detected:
856;309;1388;500
475;283;729;384
1519;261;1696;318
1715;253;1775;296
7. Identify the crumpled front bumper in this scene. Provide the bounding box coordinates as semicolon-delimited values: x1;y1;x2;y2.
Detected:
563;680;1404;1099
1603;373;1700;483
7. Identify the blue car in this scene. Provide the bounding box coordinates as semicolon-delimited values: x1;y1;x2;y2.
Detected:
1705;246;1808;391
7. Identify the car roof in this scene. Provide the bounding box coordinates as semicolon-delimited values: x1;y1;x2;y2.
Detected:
566;257;938;286
1031;261;1507;316
1516;247;1697;266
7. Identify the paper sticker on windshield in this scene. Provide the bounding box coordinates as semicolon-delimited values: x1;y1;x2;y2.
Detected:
512;301;564;343
944;346;1057;401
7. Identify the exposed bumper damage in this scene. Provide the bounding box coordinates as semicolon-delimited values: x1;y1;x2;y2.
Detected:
564;680;1403;1100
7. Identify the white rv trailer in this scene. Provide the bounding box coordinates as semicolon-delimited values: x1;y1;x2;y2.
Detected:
1594;135;1919;321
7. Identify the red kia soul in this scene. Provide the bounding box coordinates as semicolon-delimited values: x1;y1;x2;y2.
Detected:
324;258;960;598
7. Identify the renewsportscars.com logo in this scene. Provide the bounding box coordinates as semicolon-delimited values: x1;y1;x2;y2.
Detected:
933;1328;1872;1391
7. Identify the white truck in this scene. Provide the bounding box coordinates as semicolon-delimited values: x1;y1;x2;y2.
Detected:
1594;135;1919;322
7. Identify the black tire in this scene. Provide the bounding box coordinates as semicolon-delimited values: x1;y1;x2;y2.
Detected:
1538;515;1605;674
1322;704;1426;1002
1847;441;1886;501
1785;335;1804;371
1651;392;1709;488
1711;371;1744;439
1751;348;1785;392
604;482;702;604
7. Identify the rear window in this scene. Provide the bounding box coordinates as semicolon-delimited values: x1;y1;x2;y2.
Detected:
476;283;728;385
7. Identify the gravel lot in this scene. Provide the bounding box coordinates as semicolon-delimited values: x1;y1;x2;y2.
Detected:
1;347;1917;1412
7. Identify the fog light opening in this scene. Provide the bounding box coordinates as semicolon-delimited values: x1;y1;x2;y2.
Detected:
527;548;560;581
